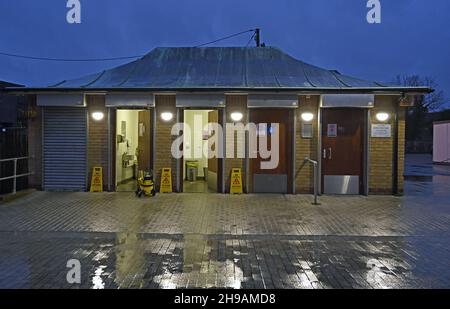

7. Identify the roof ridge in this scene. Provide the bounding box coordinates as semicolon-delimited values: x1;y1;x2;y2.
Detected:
82;70;106;88
329;70;351;88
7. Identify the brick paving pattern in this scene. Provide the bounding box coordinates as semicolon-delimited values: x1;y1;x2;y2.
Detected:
0;155;449;289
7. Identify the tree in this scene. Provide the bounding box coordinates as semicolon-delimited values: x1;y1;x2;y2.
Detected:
394;75;446;142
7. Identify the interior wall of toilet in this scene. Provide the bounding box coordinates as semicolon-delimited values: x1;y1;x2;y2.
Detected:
116;110;140;184
183;110;211;179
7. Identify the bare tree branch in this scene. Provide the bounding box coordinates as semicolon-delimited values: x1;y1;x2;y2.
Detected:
394;75;446;111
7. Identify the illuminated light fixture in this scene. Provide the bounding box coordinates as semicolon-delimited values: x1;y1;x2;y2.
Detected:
376;112;390;122
92;112;104;121
301;112;314;122
230;112;244;122
161;112;174;122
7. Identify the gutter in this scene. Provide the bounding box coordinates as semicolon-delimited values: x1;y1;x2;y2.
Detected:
5;86;434;95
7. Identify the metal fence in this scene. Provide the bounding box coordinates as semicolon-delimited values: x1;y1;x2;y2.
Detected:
0;127;29;194
0;157;33;194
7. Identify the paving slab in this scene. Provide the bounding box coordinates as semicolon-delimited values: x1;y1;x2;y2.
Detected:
0;155;449;289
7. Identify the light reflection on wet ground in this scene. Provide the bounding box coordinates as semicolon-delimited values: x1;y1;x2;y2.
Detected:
2;233;449;289
0;154;449;289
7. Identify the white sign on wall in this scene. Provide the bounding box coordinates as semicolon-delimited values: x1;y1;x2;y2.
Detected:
371;124;391;138
327;124;337;137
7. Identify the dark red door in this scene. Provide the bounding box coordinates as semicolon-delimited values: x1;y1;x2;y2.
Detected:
321;108;364;194
250;109;293;193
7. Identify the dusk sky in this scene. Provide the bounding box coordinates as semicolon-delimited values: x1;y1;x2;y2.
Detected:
0;0;449;108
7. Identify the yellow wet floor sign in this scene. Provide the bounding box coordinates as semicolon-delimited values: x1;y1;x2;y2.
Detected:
230;168;243;194
90;167;103;192
160;168;172;193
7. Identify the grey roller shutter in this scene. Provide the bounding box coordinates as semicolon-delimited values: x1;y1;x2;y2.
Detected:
43;107;87;191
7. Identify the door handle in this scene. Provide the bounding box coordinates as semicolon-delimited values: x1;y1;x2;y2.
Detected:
323;149;327;159
328;148;332;160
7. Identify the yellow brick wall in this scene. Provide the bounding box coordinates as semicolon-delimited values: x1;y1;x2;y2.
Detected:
224;95;247;193
295;95;320;194
369;95;405;194
154;95;178;192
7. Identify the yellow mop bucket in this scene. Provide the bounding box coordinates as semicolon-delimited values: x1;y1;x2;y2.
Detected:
135;170;156;197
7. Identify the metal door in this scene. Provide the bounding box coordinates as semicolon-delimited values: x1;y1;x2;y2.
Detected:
43;107;87;191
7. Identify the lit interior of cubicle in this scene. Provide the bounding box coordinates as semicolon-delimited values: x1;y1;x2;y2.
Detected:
183;110;213;193
116;109;141;192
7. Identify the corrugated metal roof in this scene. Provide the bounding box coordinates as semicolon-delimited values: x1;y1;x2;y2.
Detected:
47;47;389;90
0;80;22;88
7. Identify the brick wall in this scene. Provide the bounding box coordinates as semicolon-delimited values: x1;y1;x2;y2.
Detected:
27;95;42;190
369;96;404;195
295;95;319;194
224;95;248;193
154;95;178;192
87;95;109;191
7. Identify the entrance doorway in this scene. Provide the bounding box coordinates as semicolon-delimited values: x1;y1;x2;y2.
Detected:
182;109;219;193
250;109;293;193
115;109;152;192
321;108;365;195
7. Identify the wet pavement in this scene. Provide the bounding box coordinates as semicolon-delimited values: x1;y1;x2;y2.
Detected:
0;155;449;289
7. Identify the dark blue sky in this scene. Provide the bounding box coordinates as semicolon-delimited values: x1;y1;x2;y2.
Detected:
0;0;449;108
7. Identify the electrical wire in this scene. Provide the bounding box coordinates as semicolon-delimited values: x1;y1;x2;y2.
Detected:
246;32;256;47
0;29;258;62
0;51;143;62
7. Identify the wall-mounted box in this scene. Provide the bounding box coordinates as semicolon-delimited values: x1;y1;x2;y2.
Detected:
301;123;313;138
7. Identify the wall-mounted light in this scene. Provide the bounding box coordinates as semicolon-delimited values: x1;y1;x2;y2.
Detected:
301;112;314;122
230;112;244;122
92;111;105;121
161;112;174;122
376;112;390;122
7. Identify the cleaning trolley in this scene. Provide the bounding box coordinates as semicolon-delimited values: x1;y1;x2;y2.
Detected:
135;170;156;197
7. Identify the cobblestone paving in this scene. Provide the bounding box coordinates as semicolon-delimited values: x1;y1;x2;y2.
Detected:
0;156;449;289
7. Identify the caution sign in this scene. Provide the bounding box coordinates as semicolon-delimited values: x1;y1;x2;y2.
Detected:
160;168;172;193
230;168;243;194
90;167;103;193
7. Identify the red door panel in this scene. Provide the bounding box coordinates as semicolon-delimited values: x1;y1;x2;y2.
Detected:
321;108;364;194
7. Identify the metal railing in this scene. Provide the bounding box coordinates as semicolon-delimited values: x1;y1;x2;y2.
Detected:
0;156;34;195
303;157;320;205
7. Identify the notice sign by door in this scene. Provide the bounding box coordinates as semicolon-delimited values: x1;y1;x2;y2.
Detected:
371;124;392;138
327;124;337;137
